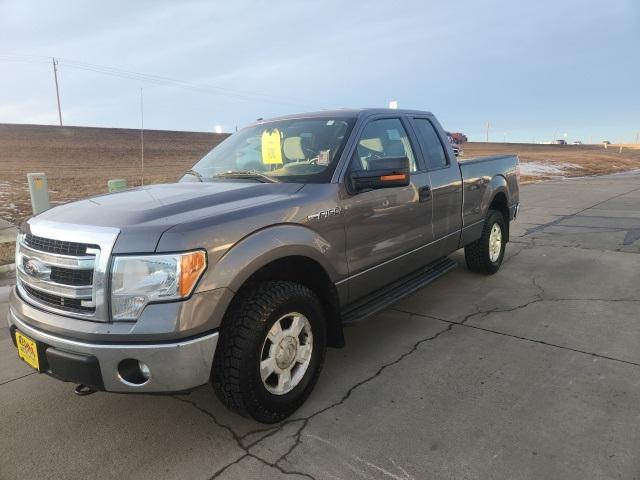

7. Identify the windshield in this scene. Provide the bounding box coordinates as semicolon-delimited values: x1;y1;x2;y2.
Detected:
185;116;355;183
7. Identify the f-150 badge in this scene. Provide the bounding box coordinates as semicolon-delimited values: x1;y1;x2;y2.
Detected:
307;207;342;221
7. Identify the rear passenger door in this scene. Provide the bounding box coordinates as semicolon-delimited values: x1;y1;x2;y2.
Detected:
342;116;436;301
410;117;463;256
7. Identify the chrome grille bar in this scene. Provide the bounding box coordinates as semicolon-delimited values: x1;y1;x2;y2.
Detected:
17;268;93;299
19;242;96;270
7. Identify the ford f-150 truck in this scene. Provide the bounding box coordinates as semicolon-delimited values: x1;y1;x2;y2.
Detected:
8;109;519;423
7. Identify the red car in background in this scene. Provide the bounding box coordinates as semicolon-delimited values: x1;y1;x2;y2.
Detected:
446;133;463;157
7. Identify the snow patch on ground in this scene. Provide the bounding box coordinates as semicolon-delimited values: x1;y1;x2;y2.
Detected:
520;162;583;176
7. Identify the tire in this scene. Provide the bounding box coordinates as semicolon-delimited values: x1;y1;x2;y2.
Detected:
464;209;507;275
212;280;326;423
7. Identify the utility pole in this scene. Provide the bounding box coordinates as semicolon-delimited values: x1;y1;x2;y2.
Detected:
140;88;144;186
52;58;63;126
485;121;490;143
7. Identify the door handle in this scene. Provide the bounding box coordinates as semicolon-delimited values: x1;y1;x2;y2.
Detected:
419;185;431;202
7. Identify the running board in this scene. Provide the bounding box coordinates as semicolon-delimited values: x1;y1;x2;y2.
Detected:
341;257;457;325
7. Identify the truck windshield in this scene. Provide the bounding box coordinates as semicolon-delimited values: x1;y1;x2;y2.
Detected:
185;116;356;183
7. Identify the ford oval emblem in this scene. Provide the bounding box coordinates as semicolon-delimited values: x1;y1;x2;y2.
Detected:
24;259;50;278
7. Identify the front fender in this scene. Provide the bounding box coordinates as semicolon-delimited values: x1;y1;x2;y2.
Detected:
196;224;345;293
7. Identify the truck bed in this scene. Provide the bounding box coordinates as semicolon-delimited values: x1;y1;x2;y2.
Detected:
458;154;520;230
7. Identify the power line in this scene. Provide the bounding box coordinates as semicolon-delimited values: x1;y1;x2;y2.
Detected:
0;53;325;110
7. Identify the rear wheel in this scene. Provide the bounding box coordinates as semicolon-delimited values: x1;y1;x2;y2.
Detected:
212;281;326;423
465;209;507;275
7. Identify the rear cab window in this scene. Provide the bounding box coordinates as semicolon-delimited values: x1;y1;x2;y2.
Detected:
412;118;449;170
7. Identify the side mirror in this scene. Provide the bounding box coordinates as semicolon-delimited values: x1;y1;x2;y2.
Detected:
349;156;411;192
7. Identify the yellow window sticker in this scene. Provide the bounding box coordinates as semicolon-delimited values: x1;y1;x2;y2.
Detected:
261;129;283;165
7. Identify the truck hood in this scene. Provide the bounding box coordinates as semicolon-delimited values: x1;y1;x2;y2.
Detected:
34;182;304;253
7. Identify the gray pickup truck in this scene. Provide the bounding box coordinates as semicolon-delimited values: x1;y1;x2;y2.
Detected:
9;109;519;423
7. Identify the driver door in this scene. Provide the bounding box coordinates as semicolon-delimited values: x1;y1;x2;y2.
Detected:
342;117;436;302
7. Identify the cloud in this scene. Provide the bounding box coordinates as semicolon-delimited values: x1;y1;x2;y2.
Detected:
0;0;638;140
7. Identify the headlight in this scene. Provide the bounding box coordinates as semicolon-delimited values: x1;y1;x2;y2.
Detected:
110;251;207;321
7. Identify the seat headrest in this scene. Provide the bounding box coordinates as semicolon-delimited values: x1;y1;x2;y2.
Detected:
359;138;383;152
283;137;306;161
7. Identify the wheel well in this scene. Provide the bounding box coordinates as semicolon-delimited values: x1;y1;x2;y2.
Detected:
238;256;345;348
489;192;509;240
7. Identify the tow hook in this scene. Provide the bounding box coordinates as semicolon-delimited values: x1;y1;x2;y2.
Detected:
74;384;96;396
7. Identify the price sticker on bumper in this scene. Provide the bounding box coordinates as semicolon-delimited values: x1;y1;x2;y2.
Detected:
16;331;40;370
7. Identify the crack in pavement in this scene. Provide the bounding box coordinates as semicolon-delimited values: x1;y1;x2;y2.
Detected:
174;318;461;479
502;239;536;265
170;396;317;479
266;285;554;469
522;185;640;236
209;452;316;480
167;233;640;478
509;239;640;255
393;275;640;369
0;371;36;387
400;309;640;369
173;278;551;477
274;320;458;467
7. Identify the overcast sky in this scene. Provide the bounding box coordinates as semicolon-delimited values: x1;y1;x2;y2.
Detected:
1;0;638;142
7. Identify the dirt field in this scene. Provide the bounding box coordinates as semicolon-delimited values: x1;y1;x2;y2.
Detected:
463;141;640;182
0;124;227;226
1;123;640;228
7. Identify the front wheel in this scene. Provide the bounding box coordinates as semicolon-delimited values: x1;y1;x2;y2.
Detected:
464;209;507;275
212;281;326;423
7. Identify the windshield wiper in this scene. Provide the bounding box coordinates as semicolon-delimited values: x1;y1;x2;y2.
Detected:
214;170;278;183
184;169;206;182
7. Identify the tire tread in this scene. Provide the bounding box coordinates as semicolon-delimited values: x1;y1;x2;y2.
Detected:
464;209;506;275
212;280;325;423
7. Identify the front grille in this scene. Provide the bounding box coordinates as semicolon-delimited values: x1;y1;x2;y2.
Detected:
49;266;94;286
24;233;97;257
22;284;95;313
19;232;100;316
18;223;118;322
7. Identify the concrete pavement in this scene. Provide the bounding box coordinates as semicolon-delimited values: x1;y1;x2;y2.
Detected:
1;172;640;479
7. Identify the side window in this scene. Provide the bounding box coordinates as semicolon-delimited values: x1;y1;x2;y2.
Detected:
413;119;448;169
354;118;417;172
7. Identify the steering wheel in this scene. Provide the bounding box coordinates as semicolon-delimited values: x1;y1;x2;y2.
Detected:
303;146;318;161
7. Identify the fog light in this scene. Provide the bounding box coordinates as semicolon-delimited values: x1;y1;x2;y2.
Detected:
117;358;151;385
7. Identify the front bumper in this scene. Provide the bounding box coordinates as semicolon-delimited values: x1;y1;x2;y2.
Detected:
8;309;219;393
